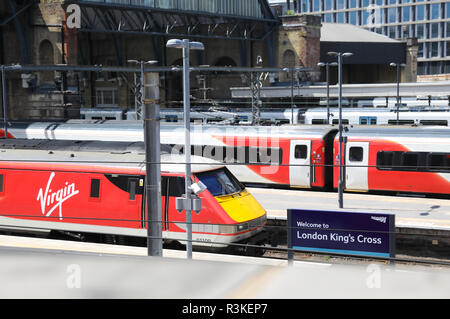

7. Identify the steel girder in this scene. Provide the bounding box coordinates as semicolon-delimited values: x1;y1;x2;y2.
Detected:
63;1;280;41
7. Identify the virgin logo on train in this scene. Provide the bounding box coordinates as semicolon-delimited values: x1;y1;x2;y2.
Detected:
36;172;79;220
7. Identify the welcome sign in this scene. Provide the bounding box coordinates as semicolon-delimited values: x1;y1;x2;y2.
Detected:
287;209;395;259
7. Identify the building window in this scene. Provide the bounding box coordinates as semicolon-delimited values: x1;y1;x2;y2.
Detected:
350;11;358;25
430;42;439;58
96;88;118;107
416;5;425;21
430;23;439;39
388;7;397;23
401;6;410;22
416;24;425;39
300;0;309;12
336;0;345;10
418;43;424;58
417;62;426;75
312;0;320;11
446;22;450;38
402;25;410;38
324;0;333;11
429;61;440;74
445;61;450;74
430;3;440;20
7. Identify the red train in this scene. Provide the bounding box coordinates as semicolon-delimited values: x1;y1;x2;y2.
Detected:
0;139;267;250
3;121;450;196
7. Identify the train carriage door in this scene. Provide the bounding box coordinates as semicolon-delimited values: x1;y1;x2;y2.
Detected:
345;142;369;191
289;140;311;187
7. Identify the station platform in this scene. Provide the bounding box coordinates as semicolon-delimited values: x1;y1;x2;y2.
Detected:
247;188;450;231
0;235;449;299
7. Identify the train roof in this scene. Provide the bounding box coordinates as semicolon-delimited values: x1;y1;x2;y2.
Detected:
305;107;450;113
0;139;224;175
342;125;450;138
7;121;337;139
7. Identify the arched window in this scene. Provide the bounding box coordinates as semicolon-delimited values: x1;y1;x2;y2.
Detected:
39;40;54;65
39;40;55;84
282;49;296;68
213;56;237;67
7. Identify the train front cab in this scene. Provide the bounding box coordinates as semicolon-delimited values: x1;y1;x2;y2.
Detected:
161;166;267;251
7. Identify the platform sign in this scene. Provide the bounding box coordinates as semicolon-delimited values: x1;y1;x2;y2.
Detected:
287;209;395;259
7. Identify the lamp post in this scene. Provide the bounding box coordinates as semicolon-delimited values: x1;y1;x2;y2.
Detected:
128;59;161;257
317;62;338;124
390;62;406;124
166;39;204;259
327;51;353;209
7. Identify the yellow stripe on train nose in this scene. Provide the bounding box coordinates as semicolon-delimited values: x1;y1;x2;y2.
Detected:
215;190;266;223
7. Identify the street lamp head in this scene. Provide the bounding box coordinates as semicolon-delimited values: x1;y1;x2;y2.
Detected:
166;39;204;51
128;59;158;65
189;41;205;51
330;62;338;66
390;62;407;67
342;52;353;57
327;51;338;57
166;39;184;49
317;62;325;67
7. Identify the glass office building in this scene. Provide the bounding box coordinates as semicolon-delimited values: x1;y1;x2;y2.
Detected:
270;0;450;76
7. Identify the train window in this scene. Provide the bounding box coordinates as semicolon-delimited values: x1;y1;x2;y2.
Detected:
332;119;349;124
420;120;448;126
428;153;450;172
388;119;414;125
376;151;394;169
311;119;327;124
402;152;418;169
349;147;363;162
359;118;368;125
294;145;307;159
0;174;3;193
128;178;137;200
195;168;243;197
90;179;100;198
168;176;185;197
377;151;450;172
370;118;377;125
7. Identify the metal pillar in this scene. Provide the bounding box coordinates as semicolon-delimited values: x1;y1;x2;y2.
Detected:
328;51;353;209
182;39;194;259
337;54;344;209
129;59;162;257
1;66;7;139
167;39;204;260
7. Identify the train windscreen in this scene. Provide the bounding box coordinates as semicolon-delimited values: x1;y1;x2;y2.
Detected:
195;168;244;196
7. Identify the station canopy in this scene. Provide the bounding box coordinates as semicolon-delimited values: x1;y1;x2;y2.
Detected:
65;0;280;41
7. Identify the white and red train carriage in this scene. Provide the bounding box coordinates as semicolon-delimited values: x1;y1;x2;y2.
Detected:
3;122;338;190
2;121;450;196
336;126;450;195
0;139;267;249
